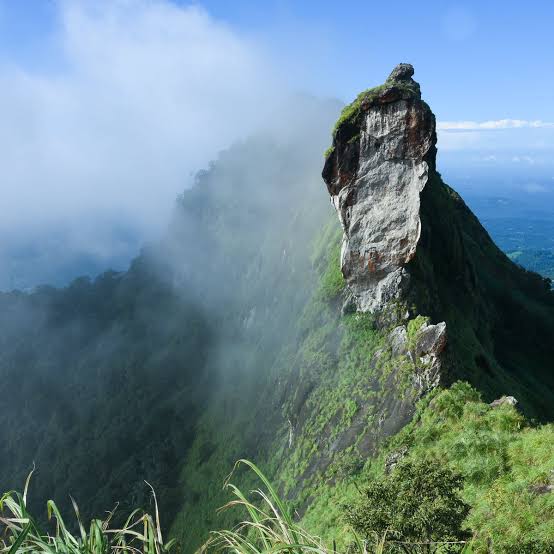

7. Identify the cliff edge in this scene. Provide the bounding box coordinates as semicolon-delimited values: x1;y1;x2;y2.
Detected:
323;64;554;418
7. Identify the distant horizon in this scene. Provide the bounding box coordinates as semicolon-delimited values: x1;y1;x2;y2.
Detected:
0;0;553;289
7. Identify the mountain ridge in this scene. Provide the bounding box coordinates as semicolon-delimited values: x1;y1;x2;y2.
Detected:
323;63;554;417
0;67;553;552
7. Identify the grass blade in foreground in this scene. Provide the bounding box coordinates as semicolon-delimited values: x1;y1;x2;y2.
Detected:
0;474;177;554
201;460;476;554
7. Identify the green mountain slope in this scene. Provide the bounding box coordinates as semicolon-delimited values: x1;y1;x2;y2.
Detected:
0;99;340;537
171;65;554;551
0;69;553;554
300;382;554;552
411;173;554;416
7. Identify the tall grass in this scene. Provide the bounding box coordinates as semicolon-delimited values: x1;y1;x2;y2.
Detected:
200;460;473;554
1;460;475;553
199;459;353;554
0;469;177;553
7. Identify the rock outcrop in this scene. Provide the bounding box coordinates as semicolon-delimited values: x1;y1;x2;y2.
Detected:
388;319;447;393
322;64;554;419
489;396;518;409
323;63;447;387
323;63;435;313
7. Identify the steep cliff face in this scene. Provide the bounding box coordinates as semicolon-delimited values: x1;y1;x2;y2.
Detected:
323;63;435;314
322;63;447;395
322;64;554;417
172;67;554;549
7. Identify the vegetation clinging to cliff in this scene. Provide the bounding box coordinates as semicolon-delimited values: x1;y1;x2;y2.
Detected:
331;79;419;138
301;382;554;553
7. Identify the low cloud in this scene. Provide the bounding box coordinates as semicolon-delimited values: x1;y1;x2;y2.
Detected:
512;155;536;165
437;119;554;155
522;183;549;194
0;0;282;288
438;119;554;131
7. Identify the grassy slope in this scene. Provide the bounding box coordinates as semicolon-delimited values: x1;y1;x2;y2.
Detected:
170;169;554;551
170;219;430;550
410;173;554;418
170;219;397;550
293;174;554;549
170;211;554;550
168;219;345;550
301;383;554;553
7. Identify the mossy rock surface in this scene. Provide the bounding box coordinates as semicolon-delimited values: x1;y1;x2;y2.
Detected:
332;78;420;137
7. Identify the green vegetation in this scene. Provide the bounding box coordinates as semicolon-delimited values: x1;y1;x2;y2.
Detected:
332;79;419;137
0;473;176;553
169;217;393;551
299;383;554;553
3;460;479;554
391;384;554;553
200;459;480;554
200;459;337;554
0;133;337;539
0;268;215;526
318;241;345;300
169;172;554;550
410;173;554;419
332;84;388;136
7;434;553;554
345;459;470;550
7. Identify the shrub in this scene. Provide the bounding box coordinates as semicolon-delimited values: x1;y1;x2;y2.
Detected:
345;459;470;551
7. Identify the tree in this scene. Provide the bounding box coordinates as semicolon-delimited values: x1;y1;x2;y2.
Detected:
345;459;470;552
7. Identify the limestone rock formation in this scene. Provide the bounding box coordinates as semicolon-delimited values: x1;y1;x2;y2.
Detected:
388;319;447;394
489;396;518;408
322;64;554;419
323;63;447;385
323;63;435;313
387;63;414;81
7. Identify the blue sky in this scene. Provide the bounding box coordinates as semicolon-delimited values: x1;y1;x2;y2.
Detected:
2;0;553;121
0;0;553;289
202;0;554;122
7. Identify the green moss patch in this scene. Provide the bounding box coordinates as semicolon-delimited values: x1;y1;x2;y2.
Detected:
332;79;419;138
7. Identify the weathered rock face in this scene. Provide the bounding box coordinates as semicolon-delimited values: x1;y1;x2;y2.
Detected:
323;64;447;392
388;320;447;394
323;64;436;313
322;63;554;420
489;396;518;409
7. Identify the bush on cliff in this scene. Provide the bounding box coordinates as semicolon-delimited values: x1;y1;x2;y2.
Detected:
345;459;470;551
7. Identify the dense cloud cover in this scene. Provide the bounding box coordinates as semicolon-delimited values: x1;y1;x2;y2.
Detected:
0;1;282;289
1;0;553;290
